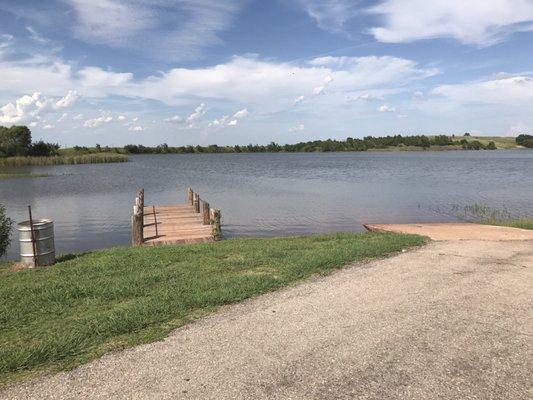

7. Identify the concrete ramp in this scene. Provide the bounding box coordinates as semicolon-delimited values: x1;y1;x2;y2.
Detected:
364;222;533;241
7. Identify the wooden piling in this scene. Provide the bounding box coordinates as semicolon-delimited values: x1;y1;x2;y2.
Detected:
202;201;210;225
187;187;194;205
211;208;221;240
132;189;144;246
194;193;200;213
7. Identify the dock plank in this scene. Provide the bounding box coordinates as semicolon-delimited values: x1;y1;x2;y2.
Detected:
142;204;214;246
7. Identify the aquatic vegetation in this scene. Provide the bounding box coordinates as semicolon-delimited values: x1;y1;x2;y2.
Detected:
0;153;128;167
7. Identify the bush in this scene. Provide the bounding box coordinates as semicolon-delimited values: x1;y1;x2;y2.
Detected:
0;204;13;257
29;141;60;157
516;134;533;148
487;141;497;150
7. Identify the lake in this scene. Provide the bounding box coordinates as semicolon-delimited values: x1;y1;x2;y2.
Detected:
1;150;532;260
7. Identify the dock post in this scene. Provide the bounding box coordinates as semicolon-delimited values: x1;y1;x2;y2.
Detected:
202;201;210;224
211;208;221;240
188;187;194;205
132;191;144;246
194;193;200;213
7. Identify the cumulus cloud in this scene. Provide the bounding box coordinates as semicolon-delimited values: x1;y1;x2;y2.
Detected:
288;123;305;132
128;125;145;131
164;115;186;124
233;108;249;119
0;92;51;124
378;105;395;113
368;0;533;46
412;90;424;100
357;93;382;102
57;112;68;122
117;115;126;121
294;95;305;104
84;115;113;127
227;119;238;126
54;90;79;108
187;103;207;123
42;124;54;130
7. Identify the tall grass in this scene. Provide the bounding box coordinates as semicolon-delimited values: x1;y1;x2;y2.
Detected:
454;203;533;230
0;232;425;386
0;153;128;167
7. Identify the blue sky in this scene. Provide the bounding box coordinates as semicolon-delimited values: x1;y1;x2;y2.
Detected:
1;0;533;146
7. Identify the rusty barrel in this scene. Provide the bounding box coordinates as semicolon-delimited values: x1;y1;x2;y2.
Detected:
18;219;55;267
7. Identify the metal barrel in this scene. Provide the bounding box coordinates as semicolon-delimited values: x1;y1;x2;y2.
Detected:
18;219;55;267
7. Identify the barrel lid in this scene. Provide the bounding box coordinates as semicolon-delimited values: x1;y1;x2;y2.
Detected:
18;219;53;230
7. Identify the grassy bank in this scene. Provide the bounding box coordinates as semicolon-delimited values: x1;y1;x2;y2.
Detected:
456;204;533;230
0;232;425;386
0;172;49;180
484;217;533;230
0;153;128;167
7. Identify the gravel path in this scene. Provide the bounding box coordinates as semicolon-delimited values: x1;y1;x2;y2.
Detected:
2;240;532;399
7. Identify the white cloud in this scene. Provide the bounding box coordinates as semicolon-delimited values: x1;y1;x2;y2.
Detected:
208;115;229;128
54;90;79;108
293;0;359;33
186;103;206;123
57;112;68;122
357;93;382;102
432;75;533;104
73;113;84;120
378;104;395;113
84;115;113;127
128;125;145;131
313;85;325;95
233;108;249;119
65;0;245;60
294;95;305;104
117;115;126;121
412;90;424;100
288;123;305;132
368;0;533;46
0;92;51;124
164;115;185;124
42;124;54;130
227;119;238;126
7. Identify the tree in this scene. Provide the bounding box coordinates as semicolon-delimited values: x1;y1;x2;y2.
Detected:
516;134;533;148
464;132;471;137
0;125;32;156
0;204;13;258
29;141;60;156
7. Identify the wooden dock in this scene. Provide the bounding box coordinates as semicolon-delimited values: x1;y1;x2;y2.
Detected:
131;188;221;246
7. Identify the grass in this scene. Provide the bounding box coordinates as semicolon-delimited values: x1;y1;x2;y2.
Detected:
0;172;50;180
454;204;533;230
0;153;128;167
0;231;425;386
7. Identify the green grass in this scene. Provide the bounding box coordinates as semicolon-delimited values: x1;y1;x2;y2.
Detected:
0;172;50;180
0;232;425;386
454;204;533;230
469;136;519;149
482;217;533;230
0;153;128;167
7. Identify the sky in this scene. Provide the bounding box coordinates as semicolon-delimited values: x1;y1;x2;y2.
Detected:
1;0;533;147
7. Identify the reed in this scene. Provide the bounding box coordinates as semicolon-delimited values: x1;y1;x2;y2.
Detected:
0;153;128;167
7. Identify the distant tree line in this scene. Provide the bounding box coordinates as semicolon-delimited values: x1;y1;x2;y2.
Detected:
0;126;59;157
123;134;497;154
516;134;533;148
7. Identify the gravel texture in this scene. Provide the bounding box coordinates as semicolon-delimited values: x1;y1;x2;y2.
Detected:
2;240;532;400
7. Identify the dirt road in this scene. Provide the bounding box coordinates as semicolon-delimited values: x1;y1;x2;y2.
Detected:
2;240;532;399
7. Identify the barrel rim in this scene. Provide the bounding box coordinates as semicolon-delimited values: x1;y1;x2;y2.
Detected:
17;219;54;231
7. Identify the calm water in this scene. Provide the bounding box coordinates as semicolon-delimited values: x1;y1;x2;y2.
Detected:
1;151;532;260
